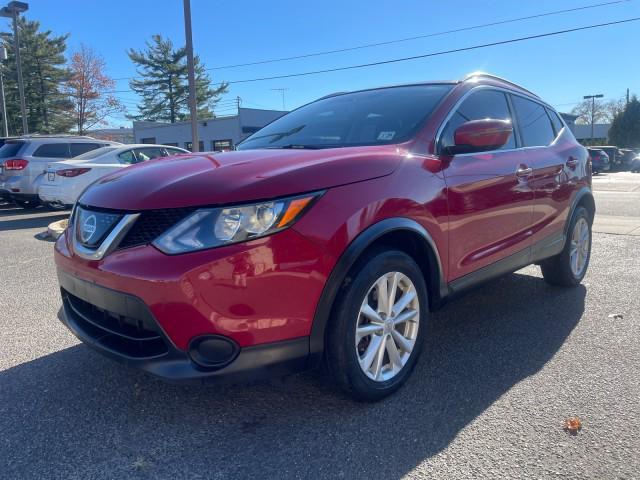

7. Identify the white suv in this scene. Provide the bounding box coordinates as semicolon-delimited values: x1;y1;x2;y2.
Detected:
0;135;120;208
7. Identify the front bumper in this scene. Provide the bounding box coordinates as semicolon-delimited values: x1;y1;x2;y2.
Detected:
57;269;310;383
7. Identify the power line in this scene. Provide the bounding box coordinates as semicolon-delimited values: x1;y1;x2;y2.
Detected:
214;17;640;86
106;0;631;83
205;0;631;70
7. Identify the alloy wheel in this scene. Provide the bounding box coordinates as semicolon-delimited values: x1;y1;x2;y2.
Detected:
355;271;420;382
570;217;590;277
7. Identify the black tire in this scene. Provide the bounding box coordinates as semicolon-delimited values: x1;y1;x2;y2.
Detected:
13;197;40;209
540;206;592;287
326;249;429;401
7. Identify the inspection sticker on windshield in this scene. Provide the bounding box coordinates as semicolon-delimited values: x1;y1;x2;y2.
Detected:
377;131;395;140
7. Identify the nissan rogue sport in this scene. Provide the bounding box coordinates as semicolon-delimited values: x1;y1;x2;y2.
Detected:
54;73;594;401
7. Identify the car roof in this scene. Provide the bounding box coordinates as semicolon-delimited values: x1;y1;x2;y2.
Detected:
4;136;121;145
318;71;540;102
114;144;187;150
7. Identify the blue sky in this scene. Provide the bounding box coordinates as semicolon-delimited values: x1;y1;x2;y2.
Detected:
9;0;640;126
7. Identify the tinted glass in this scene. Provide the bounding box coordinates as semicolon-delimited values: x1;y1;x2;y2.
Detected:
118;150;136;164
134;147;165;162
238;85;453;150
440;89;515;150
165;147;185;155
0;141;25;158
33;143;70;158
546;108;564;135
511;96;555;147
70;143;101;157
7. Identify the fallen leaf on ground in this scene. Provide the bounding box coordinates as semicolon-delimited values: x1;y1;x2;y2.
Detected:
564;417;582;434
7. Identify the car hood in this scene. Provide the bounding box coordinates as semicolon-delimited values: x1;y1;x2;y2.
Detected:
79;145;404;210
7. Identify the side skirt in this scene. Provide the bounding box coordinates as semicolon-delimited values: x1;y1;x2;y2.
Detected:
445;230;565;300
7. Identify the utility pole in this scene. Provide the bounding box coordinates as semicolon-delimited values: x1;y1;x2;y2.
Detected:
235;96;242;112
182;0;199;152
583;93;603;141
0;1;28;135
271;88;289;110
627;88;630;106
0;46;8;137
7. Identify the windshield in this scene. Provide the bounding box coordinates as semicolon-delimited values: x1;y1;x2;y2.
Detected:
0;141;25;158
73;146;118;160
237;84;452;150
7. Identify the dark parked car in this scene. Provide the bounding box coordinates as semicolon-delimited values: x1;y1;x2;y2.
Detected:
619;149;637;169
54;73;594;401
587;148;610;174
590;145;624;170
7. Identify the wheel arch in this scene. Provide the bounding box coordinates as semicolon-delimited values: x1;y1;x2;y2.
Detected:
308;217;446;366
567;187;596;231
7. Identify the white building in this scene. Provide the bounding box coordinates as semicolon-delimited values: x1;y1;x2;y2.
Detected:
132;108;287;152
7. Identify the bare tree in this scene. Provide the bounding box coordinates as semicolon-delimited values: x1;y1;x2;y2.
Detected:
605;98;626;120
571;98;609;125
571;96;626;125
66;45;125;134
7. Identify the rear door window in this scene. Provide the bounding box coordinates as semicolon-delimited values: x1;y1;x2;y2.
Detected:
546;108;564;136
118;150;136;164
0;141;25;158
511;96;556;147
440;89;516;151
133;147;165;162
70;143;102;157
32;143;70;158
164;147;186;155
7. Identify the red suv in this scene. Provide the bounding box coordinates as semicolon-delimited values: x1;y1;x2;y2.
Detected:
54;73;594;401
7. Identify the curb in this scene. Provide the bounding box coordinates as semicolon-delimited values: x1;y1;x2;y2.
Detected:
47;219;69;240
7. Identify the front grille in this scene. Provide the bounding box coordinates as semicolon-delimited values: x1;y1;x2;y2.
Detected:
118;207;196;249
62;289;169;359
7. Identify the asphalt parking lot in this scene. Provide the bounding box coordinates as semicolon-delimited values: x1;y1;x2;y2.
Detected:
1;173;639;479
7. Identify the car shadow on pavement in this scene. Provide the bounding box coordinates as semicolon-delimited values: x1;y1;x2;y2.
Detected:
0;205;68;231
0;272;585;479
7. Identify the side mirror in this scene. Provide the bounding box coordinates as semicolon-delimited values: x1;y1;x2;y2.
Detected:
445;119;513;155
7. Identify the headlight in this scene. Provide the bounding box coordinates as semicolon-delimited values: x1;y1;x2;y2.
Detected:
153;192;322;254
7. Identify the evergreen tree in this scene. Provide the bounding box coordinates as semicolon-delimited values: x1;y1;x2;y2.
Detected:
127;35;227;122
608;96;640;148
1;17;73;134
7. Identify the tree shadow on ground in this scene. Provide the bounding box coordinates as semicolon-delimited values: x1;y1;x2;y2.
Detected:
0;272;584;479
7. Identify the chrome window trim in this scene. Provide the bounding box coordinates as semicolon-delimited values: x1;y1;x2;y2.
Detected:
434;85;561;156
72;212;140;261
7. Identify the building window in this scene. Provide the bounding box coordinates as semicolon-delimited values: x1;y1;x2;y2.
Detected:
242;126;262;134
212;139;233;152
141;137;156;144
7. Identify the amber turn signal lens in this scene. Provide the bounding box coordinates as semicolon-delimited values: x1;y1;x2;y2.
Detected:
278;196;314;227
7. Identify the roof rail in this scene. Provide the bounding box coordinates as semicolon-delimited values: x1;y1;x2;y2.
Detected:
462;71;540;98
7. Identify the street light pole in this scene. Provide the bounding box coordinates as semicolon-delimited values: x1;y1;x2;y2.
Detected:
0;2;29;135
182;0;199;152
583;93;603;142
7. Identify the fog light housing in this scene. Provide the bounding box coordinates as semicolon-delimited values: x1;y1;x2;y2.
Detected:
188;335;239;369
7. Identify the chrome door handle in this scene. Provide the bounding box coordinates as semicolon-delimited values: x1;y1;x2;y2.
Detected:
515;165;533;178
